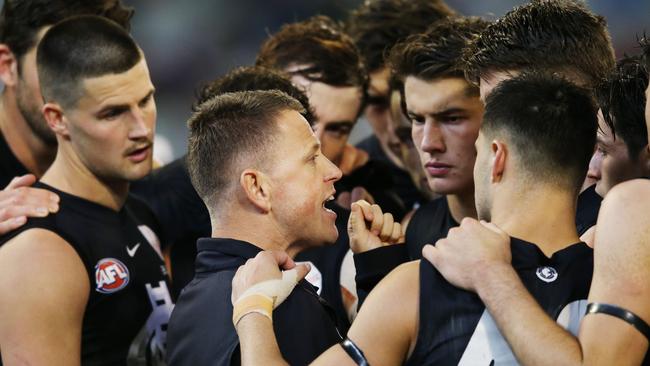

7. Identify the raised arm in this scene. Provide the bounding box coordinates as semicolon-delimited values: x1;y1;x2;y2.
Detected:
0;229;88;365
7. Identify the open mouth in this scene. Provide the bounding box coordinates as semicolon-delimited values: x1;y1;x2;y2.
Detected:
322;194;335;208
322;195;337;217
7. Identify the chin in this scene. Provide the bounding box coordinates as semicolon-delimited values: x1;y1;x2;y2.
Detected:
319;226;340;247
126;166;153;182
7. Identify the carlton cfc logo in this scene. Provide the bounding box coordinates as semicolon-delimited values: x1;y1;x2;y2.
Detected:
95;258;130;294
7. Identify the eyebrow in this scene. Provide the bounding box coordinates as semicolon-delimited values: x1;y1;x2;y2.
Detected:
304;141;321;159
407;107;468;119
596;134;611;145
96;88;155;116
323;121;355;129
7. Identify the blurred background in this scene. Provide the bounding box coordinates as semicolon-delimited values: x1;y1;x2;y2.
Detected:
4;0;649;162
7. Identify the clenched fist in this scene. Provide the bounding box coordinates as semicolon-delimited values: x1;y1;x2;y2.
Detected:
348;200;404;253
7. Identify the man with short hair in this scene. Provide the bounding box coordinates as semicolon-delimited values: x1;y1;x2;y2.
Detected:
130;65;316;297
232;73;599;365
0;16;172;365
166;90;349;365
347;0;455;209
0;0;134;235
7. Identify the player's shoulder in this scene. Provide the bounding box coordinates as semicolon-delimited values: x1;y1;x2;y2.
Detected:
0;228;88;296
0;228;79;267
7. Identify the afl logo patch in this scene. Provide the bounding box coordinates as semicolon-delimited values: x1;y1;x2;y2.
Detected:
536;266;558;283
95;258;130;294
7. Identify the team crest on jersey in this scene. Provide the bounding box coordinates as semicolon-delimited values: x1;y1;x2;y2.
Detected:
536;266;558;283
95;258;130;294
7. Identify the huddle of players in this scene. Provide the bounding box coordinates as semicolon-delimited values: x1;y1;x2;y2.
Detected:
0;0;648;365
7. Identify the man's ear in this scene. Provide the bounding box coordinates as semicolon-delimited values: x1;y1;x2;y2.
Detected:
491;139;507;183
240;169;272;213
0;44;19;87
42;102;68;138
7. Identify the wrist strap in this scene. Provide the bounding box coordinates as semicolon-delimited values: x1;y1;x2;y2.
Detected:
232;294;273;327
586;302;650;341
340;338;369;366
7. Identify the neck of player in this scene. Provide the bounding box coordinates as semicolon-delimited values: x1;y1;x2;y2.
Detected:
447;189;478;223
490;184;580;257
0;92;56;178
40;148;130;211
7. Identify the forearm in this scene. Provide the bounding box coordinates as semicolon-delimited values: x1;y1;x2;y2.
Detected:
475;264;584;366
236;313;288;366
353;244;408;309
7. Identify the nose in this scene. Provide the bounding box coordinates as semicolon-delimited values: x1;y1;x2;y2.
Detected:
587;150;602;180
324;156;343;183
420;119;445;154
128;106;154;140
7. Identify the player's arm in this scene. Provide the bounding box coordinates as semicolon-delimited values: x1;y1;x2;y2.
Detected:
424;200;650;366
0;175;59;235
0;228;89;366
578;180;650;365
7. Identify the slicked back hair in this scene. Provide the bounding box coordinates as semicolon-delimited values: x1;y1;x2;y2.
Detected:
482;73;598;193
256;15;367;91
0;0;133;64
595;56;649;160
194;66;315;125
464;0;615;89
346;0;455;73
389;16;489;95
37;15;141;110
188;90;305;209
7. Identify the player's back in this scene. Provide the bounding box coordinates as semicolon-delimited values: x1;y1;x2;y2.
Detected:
406;238;593;365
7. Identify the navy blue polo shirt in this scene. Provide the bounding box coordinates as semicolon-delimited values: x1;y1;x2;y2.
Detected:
166;238;342;366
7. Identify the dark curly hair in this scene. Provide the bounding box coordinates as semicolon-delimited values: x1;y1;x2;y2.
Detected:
346;0;455;73
256;15;367;91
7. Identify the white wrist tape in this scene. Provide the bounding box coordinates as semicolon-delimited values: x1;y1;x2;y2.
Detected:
238;268;299;307
232;268;300;326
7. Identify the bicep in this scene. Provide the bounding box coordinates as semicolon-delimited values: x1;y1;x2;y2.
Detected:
0;229;89;365
316;261;419;366
580;182;650;365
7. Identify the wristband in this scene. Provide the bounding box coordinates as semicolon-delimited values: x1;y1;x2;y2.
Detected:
586;302;650;341
232;294;274;327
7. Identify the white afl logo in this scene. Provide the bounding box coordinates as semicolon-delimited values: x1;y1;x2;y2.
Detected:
536;266;558;283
